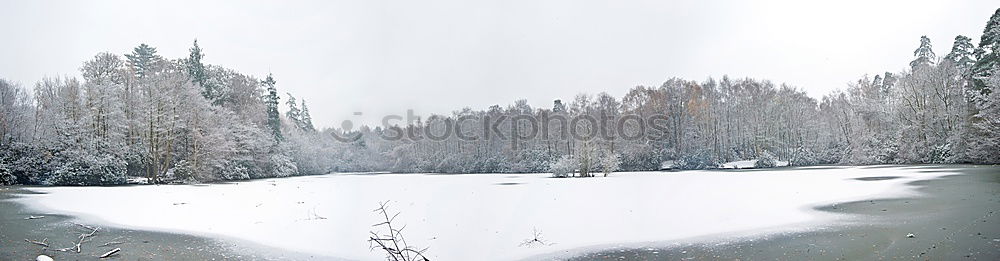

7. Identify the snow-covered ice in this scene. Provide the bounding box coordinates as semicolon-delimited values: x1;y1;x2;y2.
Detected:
17;166;954;260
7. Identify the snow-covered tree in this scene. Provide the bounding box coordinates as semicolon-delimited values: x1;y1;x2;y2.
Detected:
263;74;282;140
910;36;937;71
125;43;162;79
599;153;620;177
972;8;1000;96
0;162;14;185
186;39;219;103
970;73;1000;163
549;155;575;178
552;99;566;113
754;150;777;168
788;146;819;166
945;35;977;72
300;99;315;131
0;79;34;144
894;59;967;162
285;93;302;126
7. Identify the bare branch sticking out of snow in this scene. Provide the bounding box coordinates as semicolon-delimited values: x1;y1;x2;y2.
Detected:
307;207;327;220
518;228;554;248
368;201;430;261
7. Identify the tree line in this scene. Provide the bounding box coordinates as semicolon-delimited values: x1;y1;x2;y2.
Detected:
2;9;1000;184
0;41;323;185
326;8;1000;175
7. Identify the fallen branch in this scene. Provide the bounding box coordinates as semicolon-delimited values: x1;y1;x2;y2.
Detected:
55;223;100;253
73;222;98;231
99;248;121;258
52;246;75;252
24;238;49;248
99;236;125;247
73;225;100;252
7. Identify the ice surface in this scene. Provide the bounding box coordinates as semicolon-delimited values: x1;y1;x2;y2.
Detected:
18;166;953;260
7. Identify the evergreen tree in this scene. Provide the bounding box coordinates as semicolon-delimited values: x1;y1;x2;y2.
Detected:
263;74;282;140
972;8;1000;96
124;43;161;78
910;36;936;70
552;99;566;113
285;93;302;127
300;99;315;131
882;72;896;97
945;35;976;72
186;39;216;102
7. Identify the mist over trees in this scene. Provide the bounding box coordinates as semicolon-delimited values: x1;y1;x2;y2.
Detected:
2;9;1000;185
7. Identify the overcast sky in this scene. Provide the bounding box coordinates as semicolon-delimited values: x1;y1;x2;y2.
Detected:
1;0;996;128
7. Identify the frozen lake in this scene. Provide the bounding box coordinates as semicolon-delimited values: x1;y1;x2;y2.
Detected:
17;166;956;260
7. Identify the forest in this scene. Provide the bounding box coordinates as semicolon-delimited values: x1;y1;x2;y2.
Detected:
1;9;999;185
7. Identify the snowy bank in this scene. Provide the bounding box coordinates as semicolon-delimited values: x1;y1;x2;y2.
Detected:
719;160;790;169
17;166;954;260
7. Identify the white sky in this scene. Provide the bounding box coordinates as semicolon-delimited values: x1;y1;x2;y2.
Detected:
1;0;996;128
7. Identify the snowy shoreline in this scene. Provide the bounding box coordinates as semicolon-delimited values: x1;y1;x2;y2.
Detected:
15;165;958;260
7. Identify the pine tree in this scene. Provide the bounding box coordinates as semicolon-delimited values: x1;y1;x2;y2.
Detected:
910;36;936;71
285;93;302;128
186;39;216;103
972;8;1000;97
945;35;976;72
300;99;315;131
552;99;566;113
263;74;282;140
881;72;896;97
124;43;161;78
